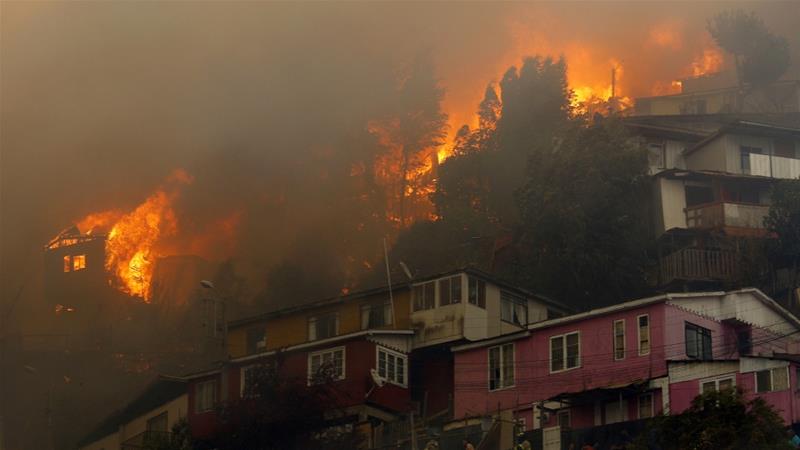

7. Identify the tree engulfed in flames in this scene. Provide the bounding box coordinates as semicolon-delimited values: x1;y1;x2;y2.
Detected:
75;169;192;302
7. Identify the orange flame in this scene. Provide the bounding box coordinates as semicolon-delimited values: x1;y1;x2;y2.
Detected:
689;47;724;77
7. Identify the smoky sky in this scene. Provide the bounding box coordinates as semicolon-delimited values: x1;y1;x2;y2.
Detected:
2;2;799;326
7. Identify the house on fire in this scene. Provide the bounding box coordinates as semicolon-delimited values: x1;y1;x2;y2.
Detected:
179;268;570;448
452;288;800;449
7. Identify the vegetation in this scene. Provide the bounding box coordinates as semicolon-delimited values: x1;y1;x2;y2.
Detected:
765;179;800;290
630;388;792;450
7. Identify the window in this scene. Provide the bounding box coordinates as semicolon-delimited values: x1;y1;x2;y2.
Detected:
557;410;571;429
756;367;789;393
361;301;393;329
550;332;580;373
468;277;486;308
737;330;752;355
72;254;86;271
638;393;653;419
638;315;650;356
194;379;217;413
488;343;515;390
613;319;626;360
647;142;666;169
413;281;436;311
308;347;345;384
308;312;338;341
63;255;71;272
438;276;462;306
685;322;712;360
501;292;527;327
240;364;261;397
701;376;734;394
246;326;267;355
377;347;407;386
146;412;168;432
740;146;763;172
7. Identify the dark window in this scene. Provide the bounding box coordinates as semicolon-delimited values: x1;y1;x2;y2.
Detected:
468;277;486;308
438;276;462;306
246;326;266;354
737;330;752;355
774;138;796;158
360;301;392;329
740;146;763;172
685;185;714;207
308;312;338;341
685;322;712;360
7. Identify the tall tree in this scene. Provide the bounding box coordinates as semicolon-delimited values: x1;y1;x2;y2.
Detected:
515;117;652;309
765;179;800;291
707;10;790;89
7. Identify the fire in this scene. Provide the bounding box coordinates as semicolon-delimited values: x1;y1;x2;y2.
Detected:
75;169;192;301
689;47;724;77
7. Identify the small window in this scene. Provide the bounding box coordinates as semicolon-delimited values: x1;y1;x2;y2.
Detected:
685;322;712;360
194;379;217;413
72;254;86;271
361;301;393;329
737;330;752;355
740;146;763;172
613;319;626;360
550;331;580;373
756;367;789;393
308;312;338;341
557;410;571;429
413;281;436;311
700;376;735;394
501;292;527;327
246;326;267;355
638;393;653;419
63;255;71;272
647;142;666;169
488;343;514;390
308;347;345;384
638;315;650;356
377;347;407;387
468;277;486;308
438;276;462;306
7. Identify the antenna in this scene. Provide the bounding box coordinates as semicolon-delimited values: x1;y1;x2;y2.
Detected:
383;238;396;327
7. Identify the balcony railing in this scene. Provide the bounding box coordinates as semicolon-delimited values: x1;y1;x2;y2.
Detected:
749;153;800;179
685;202;769;230
660;248;737;284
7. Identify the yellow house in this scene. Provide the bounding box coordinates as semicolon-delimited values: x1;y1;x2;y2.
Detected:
77;378;188;450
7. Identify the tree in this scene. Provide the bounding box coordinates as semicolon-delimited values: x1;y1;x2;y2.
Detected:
707;10;790;89
515;117;652;309
631;388;792;450
201;362;362;450
765;179;800;290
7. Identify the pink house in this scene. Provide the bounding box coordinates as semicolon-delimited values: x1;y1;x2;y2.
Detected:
451;289;800;446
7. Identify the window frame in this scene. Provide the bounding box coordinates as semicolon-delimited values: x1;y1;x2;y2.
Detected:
308;312;339;341
194;379;217;413
613;319;626;361
240;364;260;397
376;346;408;387
488;343;515;391
72;254;86;271
549;331;581;373
412;281;436;311
307;346;346;385
438;275;463;306
698;374;735;395
637;314;650;356
360;301;393;330
468;276;486;309
500;292;528;327
556;410;571;429
638;393;654;419
685;322;712;360
755;366;790;393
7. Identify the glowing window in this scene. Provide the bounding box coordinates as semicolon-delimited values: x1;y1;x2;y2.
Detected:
63;255;71;272
72;254;86;271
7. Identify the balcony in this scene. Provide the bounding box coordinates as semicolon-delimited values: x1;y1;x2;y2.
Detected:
685;202;769;231
749;153;800;179
660;248;737;284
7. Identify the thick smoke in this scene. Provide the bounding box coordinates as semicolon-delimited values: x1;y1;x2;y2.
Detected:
2;2;799;320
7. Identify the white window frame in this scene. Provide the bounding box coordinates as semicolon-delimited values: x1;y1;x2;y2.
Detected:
376;346;408;387
549;331;581;373
308;312;339;341
637;314;650;356
698;374;736;395
556;409;571;429
613;319;626;361
488;343;515;391
194;379;217;413
638;393;654;419
307;346;346;385
756;366;790;393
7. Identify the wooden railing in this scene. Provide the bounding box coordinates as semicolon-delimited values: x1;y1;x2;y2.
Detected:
660;248;737;283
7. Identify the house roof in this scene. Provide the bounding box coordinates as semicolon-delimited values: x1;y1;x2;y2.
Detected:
76;377;186;447
653;167;778;183
229;267;570;329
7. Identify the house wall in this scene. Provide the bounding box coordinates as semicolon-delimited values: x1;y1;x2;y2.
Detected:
655;177;687;234
187;374;223;440
453;303;667;419
686;135;728;172
118;394;188;443
227;288;412;358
